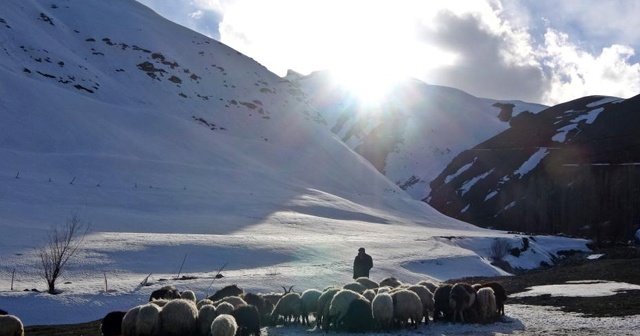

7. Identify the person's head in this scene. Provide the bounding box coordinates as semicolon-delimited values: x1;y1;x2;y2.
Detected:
358;247;365;255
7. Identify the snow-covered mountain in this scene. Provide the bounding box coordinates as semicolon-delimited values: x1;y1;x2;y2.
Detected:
288;70;547;200
427;94;640;242
0;0;589;325
1;0;401;232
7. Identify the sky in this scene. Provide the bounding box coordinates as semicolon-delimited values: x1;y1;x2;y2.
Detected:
134;0;640;105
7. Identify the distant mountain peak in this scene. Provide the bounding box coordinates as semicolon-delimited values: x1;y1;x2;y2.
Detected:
283;69;304;81
291;72;547;199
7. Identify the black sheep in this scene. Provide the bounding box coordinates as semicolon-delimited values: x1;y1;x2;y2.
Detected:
450;283;476;323
149;285;181;301
433;284;453;322
209;284;244;301
242;293;269;326
231;304;261;336
342;297;374;333
99;310;126;336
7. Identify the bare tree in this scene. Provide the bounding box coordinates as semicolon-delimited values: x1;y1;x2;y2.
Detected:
490;238;512;262
37;215;89;294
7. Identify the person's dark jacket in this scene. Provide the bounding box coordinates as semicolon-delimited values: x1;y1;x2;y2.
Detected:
353;253;373;279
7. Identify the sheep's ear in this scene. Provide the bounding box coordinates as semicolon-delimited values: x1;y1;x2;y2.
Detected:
288;285;294;293
282;286;289;294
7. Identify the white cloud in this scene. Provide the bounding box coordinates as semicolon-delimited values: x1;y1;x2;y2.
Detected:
136;0;223;39
540;28;640;104
413;2;640;104
527;0;640;51
216;0;458;88
136;0;640;105
189;10;203;19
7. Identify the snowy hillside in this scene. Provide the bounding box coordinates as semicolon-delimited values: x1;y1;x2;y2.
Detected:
0;0;588;325
288;71;547;199
427;94;640;240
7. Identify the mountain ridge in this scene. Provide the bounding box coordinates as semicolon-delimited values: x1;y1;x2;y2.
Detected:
289;69;548;200
427;94;640;243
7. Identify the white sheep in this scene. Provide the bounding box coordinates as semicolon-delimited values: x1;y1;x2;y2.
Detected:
261;286;294;307
376;286;391;294
215;302;235;316
181;290;197;303
362;289;376;302
197;299;214;310
121;305;141;336
159;299;198;336
149;299;170;307
271;292;302;325
355;277;379;289
416;280;440;294
316;288;340;329
475;287;497;323
136;303;161;336
328;289;365;330
0;315;24;336
210;314;238;336
391;289;423;329
371;292;393;331
379;277;403;288
300;289;322;326
198;304;218;336
407;285;434;324
343;282;367;294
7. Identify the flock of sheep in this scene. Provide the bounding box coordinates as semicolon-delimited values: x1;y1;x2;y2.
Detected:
0;276;506;336
100;276;506;336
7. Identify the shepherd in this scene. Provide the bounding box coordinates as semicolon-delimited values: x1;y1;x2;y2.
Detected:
353;247;373;279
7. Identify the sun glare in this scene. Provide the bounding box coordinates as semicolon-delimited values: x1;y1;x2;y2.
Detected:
327;42;457;106
220;1;460;107
330;66;402;105
311;3;456;107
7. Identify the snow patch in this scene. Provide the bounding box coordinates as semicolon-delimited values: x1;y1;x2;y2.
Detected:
553;107;605;143
512;281;640;298
514;148;549;178
485;190;498;201
586;97;623;107
552;124;576;142
445;158;476;183
458;169;494;196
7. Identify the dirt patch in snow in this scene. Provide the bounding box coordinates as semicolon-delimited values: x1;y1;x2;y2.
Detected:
453;246;640;317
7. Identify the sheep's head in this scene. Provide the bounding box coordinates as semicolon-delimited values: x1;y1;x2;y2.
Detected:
282;285;294;294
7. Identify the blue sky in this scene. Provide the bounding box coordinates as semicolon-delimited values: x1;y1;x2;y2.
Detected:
135;0;640;105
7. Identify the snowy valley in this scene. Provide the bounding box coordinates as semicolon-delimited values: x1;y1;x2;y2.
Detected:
0;1;636;334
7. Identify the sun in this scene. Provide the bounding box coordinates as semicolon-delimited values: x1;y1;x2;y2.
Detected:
326;41;457;107
330;65;403;106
